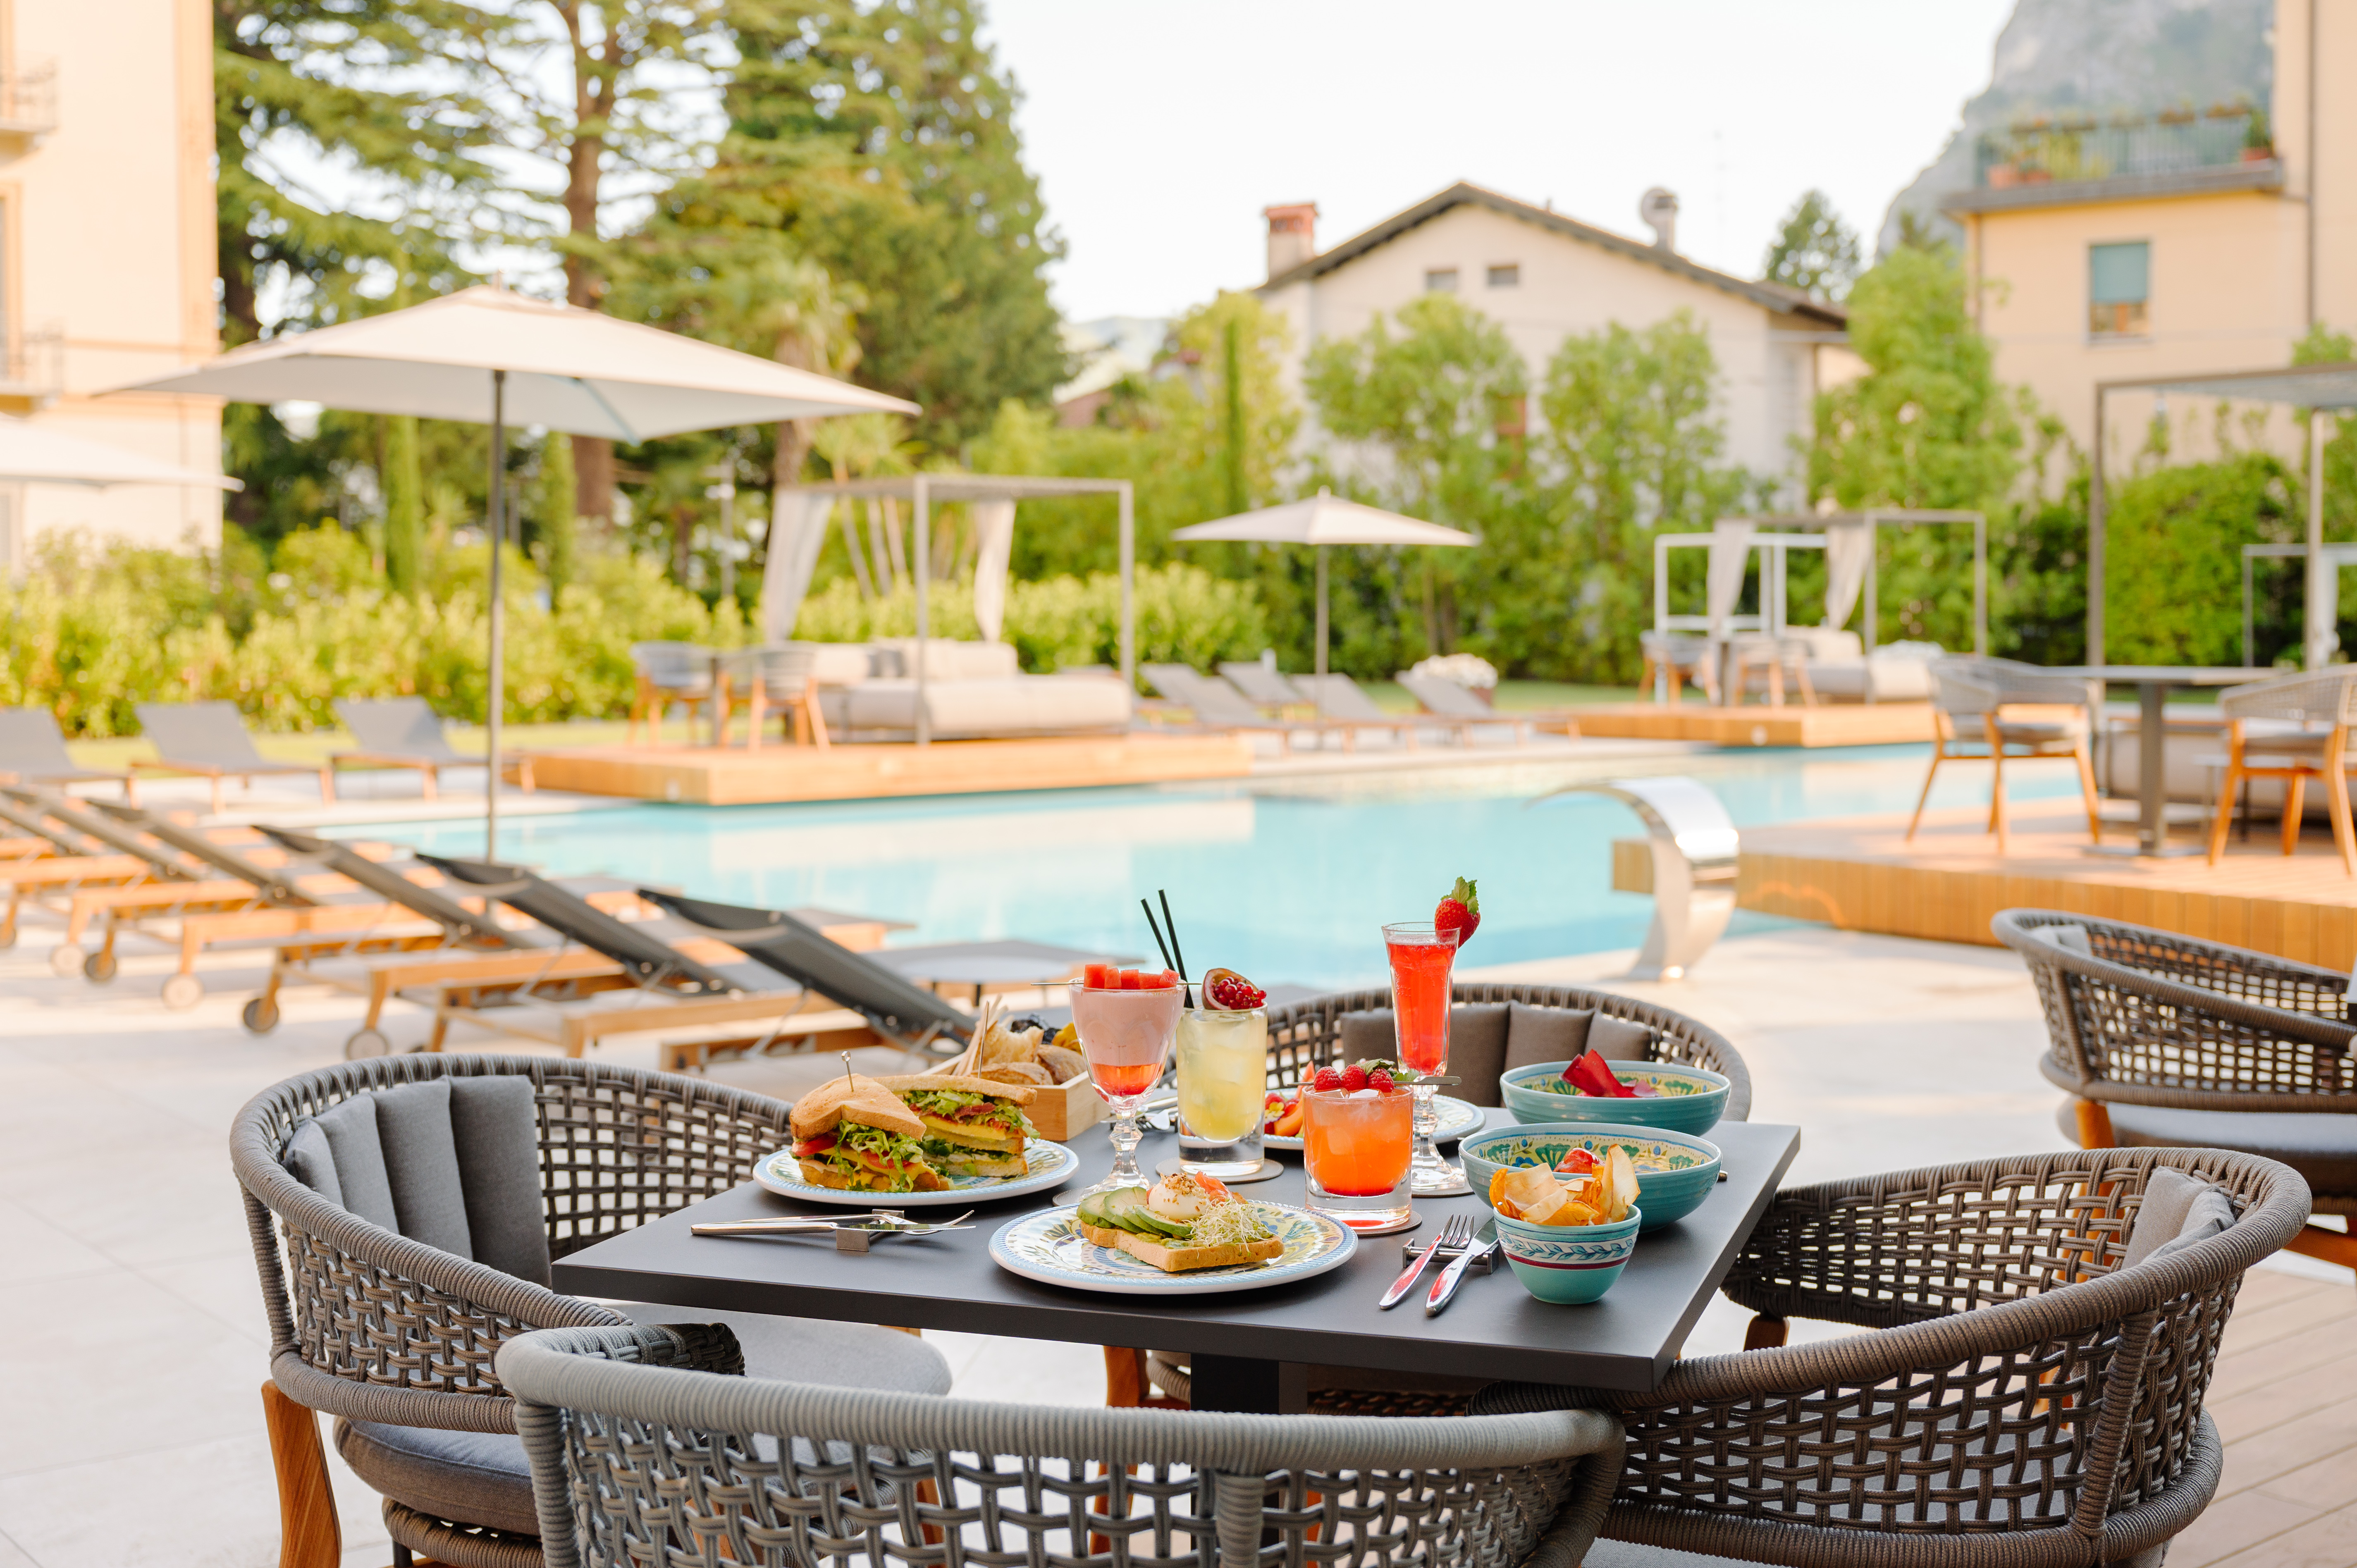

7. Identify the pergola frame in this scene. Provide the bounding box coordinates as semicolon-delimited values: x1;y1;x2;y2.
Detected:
2091;361;2357;670
779;474;1134;745
1653;508;1989;656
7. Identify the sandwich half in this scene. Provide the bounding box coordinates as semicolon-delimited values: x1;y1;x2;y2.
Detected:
879;1074;1037;1179
789;1074;948;1192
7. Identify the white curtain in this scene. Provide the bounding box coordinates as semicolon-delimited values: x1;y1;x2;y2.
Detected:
1822;518;1872;631
762;490;833;642
1705;518;1756;639
970;499;1017;643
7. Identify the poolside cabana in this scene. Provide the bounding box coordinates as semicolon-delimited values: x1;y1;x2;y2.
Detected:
2092;361;2357;668
770;474;1134;745
1653;510;1989;654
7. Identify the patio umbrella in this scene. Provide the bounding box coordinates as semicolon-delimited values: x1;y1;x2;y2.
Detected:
1171;489;1473;688
0;416;239;489
110;284;915;852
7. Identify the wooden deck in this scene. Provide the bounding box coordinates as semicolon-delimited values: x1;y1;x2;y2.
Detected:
1725;801;2357;966
1574;701;1938;747
519;732;1255;805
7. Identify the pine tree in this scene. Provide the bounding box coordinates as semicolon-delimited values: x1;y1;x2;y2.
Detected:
1761;189;1862;303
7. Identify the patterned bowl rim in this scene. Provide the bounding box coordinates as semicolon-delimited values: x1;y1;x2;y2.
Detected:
1500;1059;1731;1097
1462;1122;1723;1170
1493;1205;1644;1244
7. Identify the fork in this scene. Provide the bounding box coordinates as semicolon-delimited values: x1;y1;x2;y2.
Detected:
1379;1212;1470;1309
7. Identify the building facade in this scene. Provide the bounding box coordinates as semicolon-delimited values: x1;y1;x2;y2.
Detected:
0;0;221;561
1253;182;1852;501
1944;0;2351;463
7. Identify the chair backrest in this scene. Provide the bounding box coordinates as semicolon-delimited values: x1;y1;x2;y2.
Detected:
497;1323;1622;1568
0;785;189;878
1269;982;1751;1118
637;888;973;1046
717;643;821;689
0;707;83;775
628;642;714;691
2219;665;2357;725
1218;660;1301;706
1145;665;1264;724
92;800;313;905
1397;671;1489;718
423;855;747;995
134;699;270;767
0;791;94;855
334;696;461;759
260;826;542;949
1292;673;1390;720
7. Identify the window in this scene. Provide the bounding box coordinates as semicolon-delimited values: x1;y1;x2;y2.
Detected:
1487;263;1519;288
2090;241;2149;338
1424;267;1459;293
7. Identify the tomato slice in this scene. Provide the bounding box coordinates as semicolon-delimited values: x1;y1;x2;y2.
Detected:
791;1134;836;1158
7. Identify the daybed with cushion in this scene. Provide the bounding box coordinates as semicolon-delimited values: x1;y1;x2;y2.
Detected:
814;637;1132;740
1997;906;2357;1276
1784;628;1942;703
233;1054;948;1568
1477;1145;2309;1565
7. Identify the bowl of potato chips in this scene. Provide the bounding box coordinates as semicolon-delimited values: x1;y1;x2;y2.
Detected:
1462;1124;1721;1231
1487;1155;1643;1304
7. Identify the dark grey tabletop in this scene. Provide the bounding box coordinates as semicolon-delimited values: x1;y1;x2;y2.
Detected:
553;1112;1801;1394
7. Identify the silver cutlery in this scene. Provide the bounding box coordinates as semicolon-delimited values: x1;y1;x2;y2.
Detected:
1426;1217;1499;1316
693;1210;977;1253
1380;1212;1469;1309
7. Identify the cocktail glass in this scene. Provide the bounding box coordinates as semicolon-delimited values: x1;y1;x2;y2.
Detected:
1175;1003;1268;1179
1384;920;1467;1196
1071;980;1183;1195
1301;1085;1414;1230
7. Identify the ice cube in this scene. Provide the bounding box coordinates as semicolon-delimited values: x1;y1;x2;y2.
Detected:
1349;1088;1380;1100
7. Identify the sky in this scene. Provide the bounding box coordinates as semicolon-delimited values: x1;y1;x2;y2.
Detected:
978;0;2016;323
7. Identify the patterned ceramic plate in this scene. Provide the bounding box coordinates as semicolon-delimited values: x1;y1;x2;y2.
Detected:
988;1200;1357;1296
755;1139;1078;1208
1261;1093;1484;1152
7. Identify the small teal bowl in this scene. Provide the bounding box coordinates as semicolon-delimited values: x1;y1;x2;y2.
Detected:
1461;1123;1722;1231
1494;1207;1643;1304
1500;1060;1730;1135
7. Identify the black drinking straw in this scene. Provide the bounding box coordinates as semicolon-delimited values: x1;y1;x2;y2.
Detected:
1158;888;1194;1008
1140;898;1177;972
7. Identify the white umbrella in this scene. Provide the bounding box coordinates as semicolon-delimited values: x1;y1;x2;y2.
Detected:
111;284;916;852
0;416;239;489
1171;489;1473;682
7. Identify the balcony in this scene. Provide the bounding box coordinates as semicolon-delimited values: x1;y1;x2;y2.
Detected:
0;323;66;411
1944;106;2283;214
0;57;56;161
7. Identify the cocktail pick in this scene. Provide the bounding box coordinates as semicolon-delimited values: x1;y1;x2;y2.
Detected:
1159;889;1193;1008
1140;897;1177;973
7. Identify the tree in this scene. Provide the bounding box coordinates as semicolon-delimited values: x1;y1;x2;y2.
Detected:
1761;189;1860;303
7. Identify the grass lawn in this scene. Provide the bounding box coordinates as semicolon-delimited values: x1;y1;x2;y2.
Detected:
60;716;679;770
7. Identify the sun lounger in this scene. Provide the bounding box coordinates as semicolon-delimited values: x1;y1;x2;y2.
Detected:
414;857;831;1057
1289;673;1458;748
1141;664;1346;752
1218;661;1312;714
0;709;131;793
330;697;535;798
130;701;335;812
0;792;176;944
1396;671;1579;742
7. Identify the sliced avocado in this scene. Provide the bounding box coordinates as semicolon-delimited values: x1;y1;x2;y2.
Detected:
1076;1191;1110;1227
1101;1187;1153;1231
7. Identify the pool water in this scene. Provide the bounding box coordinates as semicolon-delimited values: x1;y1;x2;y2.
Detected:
373;743;2072;991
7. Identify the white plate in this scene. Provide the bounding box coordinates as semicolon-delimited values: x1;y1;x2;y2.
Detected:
1260;1093;1485;1152
989;1200;1357;1296
755;1139;1078;1207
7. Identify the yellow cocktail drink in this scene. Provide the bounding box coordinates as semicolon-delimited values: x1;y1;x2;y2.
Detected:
1175;1005;1268;1177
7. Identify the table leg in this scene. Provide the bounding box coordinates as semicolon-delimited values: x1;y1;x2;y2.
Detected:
1189;1356;1308;1414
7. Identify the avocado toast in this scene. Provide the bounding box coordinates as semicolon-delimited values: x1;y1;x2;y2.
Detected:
1075;1179;1284;1272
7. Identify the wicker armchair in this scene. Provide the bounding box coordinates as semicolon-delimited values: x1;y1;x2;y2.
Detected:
1997;906;2357;1273
626;640;716;745
1910;656;2103;853
499;1322;1627;1568
714;642;831;751
1476;1145;2310;1566
232;1054;948;1568
2205;665;2357;873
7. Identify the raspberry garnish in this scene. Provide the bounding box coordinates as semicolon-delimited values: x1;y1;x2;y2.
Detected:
1340;1063;1368;1092
1312;1066;1342;1092
1368;1068;1396;1093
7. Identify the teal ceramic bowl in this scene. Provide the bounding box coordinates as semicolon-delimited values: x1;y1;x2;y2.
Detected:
1460;1123;1722;1231
1494;1207;1643;1304
1500;1060;1730;1135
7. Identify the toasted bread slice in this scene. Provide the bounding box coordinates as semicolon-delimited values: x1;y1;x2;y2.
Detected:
793;1074;924;1141
1077;1220;1285;1273
797;1157;950;1193
880;1072;1038;1106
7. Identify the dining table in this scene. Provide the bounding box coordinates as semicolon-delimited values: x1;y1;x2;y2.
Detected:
552;1110;1802;1412
2056;664;2265;857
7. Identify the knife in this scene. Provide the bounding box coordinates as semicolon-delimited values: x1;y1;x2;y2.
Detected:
1426;1218;1498;1316
1377;1228;1451;1310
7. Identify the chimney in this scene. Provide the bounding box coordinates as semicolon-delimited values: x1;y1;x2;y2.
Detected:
1264;203;1318;280
1638;187;1679;251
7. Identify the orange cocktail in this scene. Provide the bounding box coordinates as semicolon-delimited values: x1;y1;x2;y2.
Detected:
1302;1086;1413;1229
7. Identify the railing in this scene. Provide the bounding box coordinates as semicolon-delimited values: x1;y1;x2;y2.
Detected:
1974;107;2270;189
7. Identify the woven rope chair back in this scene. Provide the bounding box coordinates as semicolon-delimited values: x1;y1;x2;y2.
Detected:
231;1054;794;1418
1927;656;2001;716
2218;665;2357;726
721;642;821;688
1266;983;1750;1121
628;640;714;691
500;1324;1626;1568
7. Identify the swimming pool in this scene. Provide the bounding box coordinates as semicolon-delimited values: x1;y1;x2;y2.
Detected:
373;744;2070;991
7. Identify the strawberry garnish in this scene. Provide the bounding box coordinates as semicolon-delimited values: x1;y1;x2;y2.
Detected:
1435;876;1480;948
1340;1062;1368;1092
1312;1066;1342;1092
1368;1068;1396;1093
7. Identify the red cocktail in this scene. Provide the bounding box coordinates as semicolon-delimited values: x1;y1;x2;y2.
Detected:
1383;921;1466;1195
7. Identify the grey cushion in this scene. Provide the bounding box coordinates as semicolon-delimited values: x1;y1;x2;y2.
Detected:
2035;923;2093;954
1339;1010;1394;1064
2120;1167;2208;1268
373;1080;474;1259
2146;1185;2237;1268
1587;1014;1656;1060
2061;1100;2357;1195
1503;1005;1593;1076
616;1306;955;1396
282;1119;345;1210
312;1095;399;1233
447;1077;551;1287
1335;1006;1507;1104
336;1418;540;1537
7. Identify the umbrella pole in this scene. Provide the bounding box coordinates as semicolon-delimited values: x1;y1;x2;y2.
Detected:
486;369;506;857
1313;544;1328;726
913;473;929;745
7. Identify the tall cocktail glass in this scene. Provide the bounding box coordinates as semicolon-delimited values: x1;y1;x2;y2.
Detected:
1301;1085;1414;1230
1384;921;1467;1195
1175;1003;1268;1178
1071;980;1183;1195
